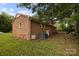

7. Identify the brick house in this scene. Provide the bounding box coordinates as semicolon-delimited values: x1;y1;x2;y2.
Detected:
12;14;57;40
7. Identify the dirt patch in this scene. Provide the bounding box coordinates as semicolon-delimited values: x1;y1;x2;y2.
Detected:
50;31;79;55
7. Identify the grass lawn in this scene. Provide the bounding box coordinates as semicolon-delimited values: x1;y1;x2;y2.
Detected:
0;33;65;56
0;33;78;56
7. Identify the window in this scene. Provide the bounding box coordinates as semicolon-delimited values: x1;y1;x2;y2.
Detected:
40;24;45;28
40;24;43;28
19;22;22;28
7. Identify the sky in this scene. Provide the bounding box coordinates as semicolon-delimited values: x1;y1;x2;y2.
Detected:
0;3;33;16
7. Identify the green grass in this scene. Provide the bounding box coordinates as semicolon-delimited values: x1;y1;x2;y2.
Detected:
0;33;65;56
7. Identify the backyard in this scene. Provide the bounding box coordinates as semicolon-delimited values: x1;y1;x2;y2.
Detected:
0;32;79;56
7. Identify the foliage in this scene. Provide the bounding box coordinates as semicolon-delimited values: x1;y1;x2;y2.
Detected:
0;12;14;32
17;3;58;23
17;3;79;35
70;13;79;23
53;21;62;30
70;13;79;35
17;3;79;20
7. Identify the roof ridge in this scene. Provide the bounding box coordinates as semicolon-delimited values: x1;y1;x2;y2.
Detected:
15;13;29;18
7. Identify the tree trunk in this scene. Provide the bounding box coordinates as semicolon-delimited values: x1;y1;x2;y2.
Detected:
75;20;79;36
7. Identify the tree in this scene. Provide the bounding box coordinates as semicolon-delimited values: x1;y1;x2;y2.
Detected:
0;12;13;32
17;3;79;20
17;3;79;35
70;13;79;36
17;3;59;23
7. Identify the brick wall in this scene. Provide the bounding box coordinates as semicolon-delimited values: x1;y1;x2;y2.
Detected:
31;22;43;39
31;21;55;39
12;15;31;40
12;14;56;40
